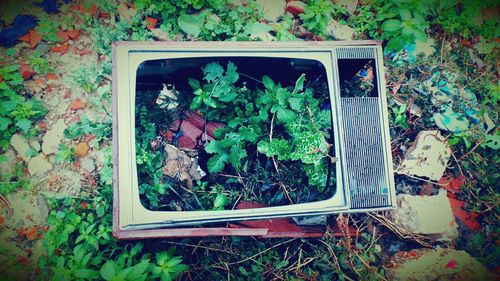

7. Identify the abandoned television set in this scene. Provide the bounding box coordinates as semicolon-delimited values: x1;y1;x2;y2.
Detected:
112;41;396;238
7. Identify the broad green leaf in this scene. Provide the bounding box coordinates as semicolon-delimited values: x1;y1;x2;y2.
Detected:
177;14;203;37
381;19;401;32
0;117;11;130
276;107;297;122
74;269;100;279
262;75;274;90
207;154;228;173
228;144;247;170
15;118;31;132
127;260;150;280
100;261;116;281
205;140;222;154
257;139;291;161
187;78;200;90
399;9;411;20
289;97;304;111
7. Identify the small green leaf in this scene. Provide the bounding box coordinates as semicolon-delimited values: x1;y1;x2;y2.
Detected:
74;269;99;279
100;261;116;281
0;117;11;130
381;19;401;32
187;78;200;90
276;107;297;122
262;75;274;90
225;62;239;84
177;14;204;37
15;118;31;132
207;154;228;173
292;74;306;94
213;193;227;210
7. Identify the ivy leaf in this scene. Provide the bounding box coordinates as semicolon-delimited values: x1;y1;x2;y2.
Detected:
15;118;31;132
225;62;239;83
177;14;204;37
203;62;224;83
207;153;228;173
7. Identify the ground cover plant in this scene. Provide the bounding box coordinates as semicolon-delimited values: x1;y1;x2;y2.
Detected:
0;0;498;280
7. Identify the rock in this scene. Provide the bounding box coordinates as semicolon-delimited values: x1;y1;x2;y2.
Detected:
0;150;17;180
335;0;358;14
397;130;451;181
10;134;31;162
286;1;306;16
69;99;86;111
386;248;496;281
390;189;458;241
163;144;202;186
256;0;286;22
19;63;35;80
28;154;52;176
43;169;81;196
80;157;95;173
42;119;66;155
30;139;41;152
74;142;90;158
4;189;48;229
327;20;355;40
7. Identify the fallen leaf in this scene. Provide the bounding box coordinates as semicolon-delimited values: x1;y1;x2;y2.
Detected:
66;29;79;39
286;1;306;16
19;63;35;80
57;28;70;42
145;17;158;30
439;175;465;194
51;42;70;54
34;77;45;87
18;29;42;48
445;259;457;269
447;194;481;231
69;99;86;111
46;73;58;80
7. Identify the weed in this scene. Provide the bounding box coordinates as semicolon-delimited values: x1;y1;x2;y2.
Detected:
300;0;346;37
54;143;76;164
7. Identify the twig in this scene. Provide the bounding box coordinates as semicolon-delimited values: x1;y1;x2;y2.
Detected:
458;139;486;161
164;241;234;255
228;238;297;265
368;213;432;248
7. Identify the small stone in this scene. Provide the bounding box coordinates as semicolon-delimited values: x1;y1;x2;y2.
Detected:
28;154;52;176
256;0;286;22
80;157;95;173
386;248;495;281
389;189;458;241
0;150;17;180
335;0;358;15
69;99;86;111
397;130;451;181
10;134;31;162
163;144;202;187
327;20;355;40
42;119;67;155
30;139;41;152
74;142;90;158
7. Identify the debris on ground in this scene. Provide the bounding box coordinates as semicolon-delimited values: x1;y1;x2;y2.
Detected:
385;248;496;281
397;130;451;181
163;144;203;186
389;189;458;241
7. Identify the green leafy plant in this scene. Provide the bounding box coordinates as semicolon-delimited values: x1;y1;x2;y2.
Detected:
55;143;77;164
149;247;189;281
300;0;346;37
380;8;429;51
0;64;47;149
